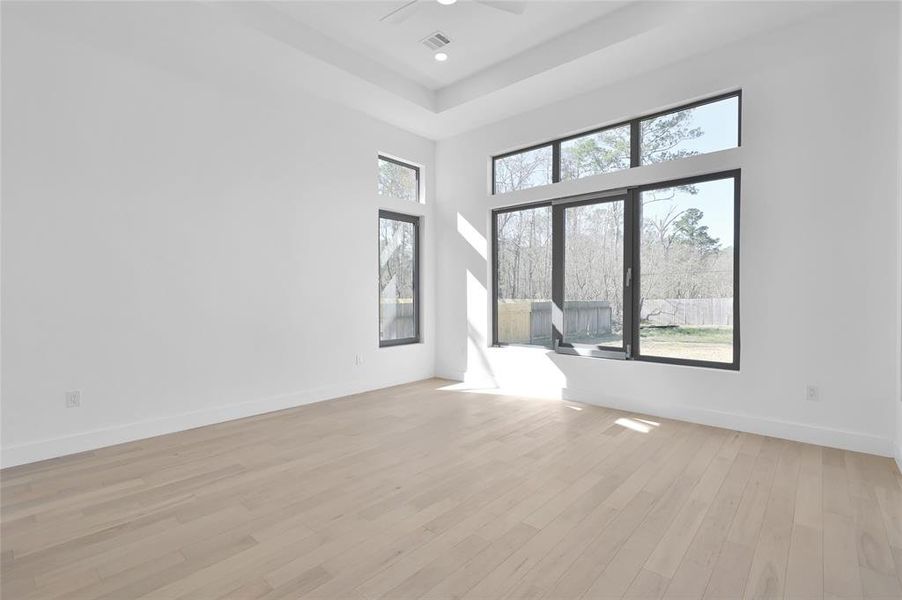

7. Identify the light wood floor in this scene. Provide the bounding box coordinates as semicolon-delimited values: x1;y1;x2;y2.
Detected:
2;379;901;600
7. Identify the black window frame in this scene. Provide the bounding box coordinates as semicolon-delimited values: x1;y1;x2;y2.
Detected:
490;90;741;195
491;169;740;371
553;189;634;359
378;209;421;348
637;92;742;167
491;200;554;348
631;170;741;370
558;122;633;182
491;143;555;197
378;155;421;203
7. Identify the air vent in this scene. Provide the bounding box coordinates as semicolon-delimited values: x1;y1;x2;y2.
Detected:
421;31;451;51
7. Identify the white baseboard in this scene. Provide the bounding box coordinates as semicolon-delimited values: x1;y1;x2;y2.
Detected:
434;368;468;383
435;370;893;457
1;372;432;469
439;369;496;387
563;386;894;458
9;373;890;469
895;442;902;475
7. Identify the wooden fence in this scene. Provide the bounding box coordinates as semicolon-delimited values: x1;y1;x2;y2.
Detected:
642;298;733;327
498;300;612;345
380;300;415;339
497;298;731;345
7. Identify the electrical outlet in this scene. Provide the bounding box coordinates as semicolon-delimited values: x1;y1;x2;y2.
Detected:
355;353;364;366
805;385;819;402
65;390;81;408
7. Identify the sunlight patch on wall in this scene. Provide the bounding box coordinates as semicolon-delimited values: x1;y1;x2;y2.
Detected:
466;269;488;346
463;268;565;399
465;269;497;387
457;212;487;260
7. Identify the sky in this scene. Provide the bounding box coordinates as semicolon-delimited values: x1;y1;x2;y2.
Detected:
642;177;735;246
640;97;738;246
497;95;739;245
646;96;739;159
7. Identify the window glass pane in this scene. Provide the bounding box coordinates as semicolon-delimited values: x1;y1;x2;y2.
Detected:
378;157;419;202
496;206;552;346
560;125;630;181
639;178;734;363
494;146;553;194
640;96;739;165
564;200;624;347
379;216;417;343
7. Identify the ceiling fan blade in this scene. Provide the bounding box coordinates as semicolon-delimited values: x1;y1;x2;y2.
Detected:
474;0;526;15
379;0;420;24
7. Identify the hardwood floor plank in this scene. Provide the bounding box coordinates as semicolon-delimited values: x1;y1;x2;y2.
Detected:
702;437;783;599
661;436;761;599
823;450;865;600
1;379;899;600
577;427;730;599
742;441;801;599
784;443;824;600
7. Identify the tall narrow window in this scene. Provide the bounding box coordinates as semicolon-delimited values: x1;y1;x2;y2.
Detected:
378;156;420;203
637;174;737;365
379;211;419;346
494;204;552;346
640;95;740;165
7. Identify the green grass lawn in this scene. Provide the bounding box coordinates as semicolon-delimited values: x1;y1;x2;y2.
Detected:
639;326;733;362
640;326;732;343
538;326;733;362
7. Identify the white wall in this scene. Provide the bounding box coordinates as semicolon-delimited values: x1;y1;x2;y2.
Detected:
435;3;901;457
896;0;902;473
0;3;436;467
3;2;900;468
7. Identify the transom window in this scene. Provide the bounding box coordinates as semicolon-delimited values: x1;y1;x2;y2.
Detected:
492;92;740;194
493;145;553;195
378;155;420;203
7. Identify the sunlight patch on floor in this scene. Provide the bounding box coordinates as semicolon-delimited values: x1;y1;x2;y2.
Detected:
615;417;661;433
437;381;563;402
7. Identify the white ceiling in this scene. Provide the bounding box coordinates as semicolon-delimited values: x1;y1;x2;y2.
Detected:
270;1;625;90
213;0;833;138
15;1;836;140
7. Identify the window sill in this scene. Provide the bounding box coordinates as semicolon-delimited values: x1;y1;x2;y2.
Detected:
379;338;421;348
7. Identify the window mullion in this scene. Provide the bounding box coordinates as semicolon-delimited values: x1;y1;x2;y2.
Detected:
630;120;640;169
551;204;565;348
625;189;640;359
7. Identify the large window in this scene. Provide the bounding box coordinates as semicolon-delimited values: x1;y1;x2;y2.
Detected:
492;92;740;194
492;171;739;369
378;155;420;203
379;211;419;346
638;176;737;365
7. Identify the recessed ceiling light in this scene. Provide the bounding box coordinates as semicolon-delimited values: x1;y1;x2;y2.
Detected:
434;52;448;62
437;0;457;5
